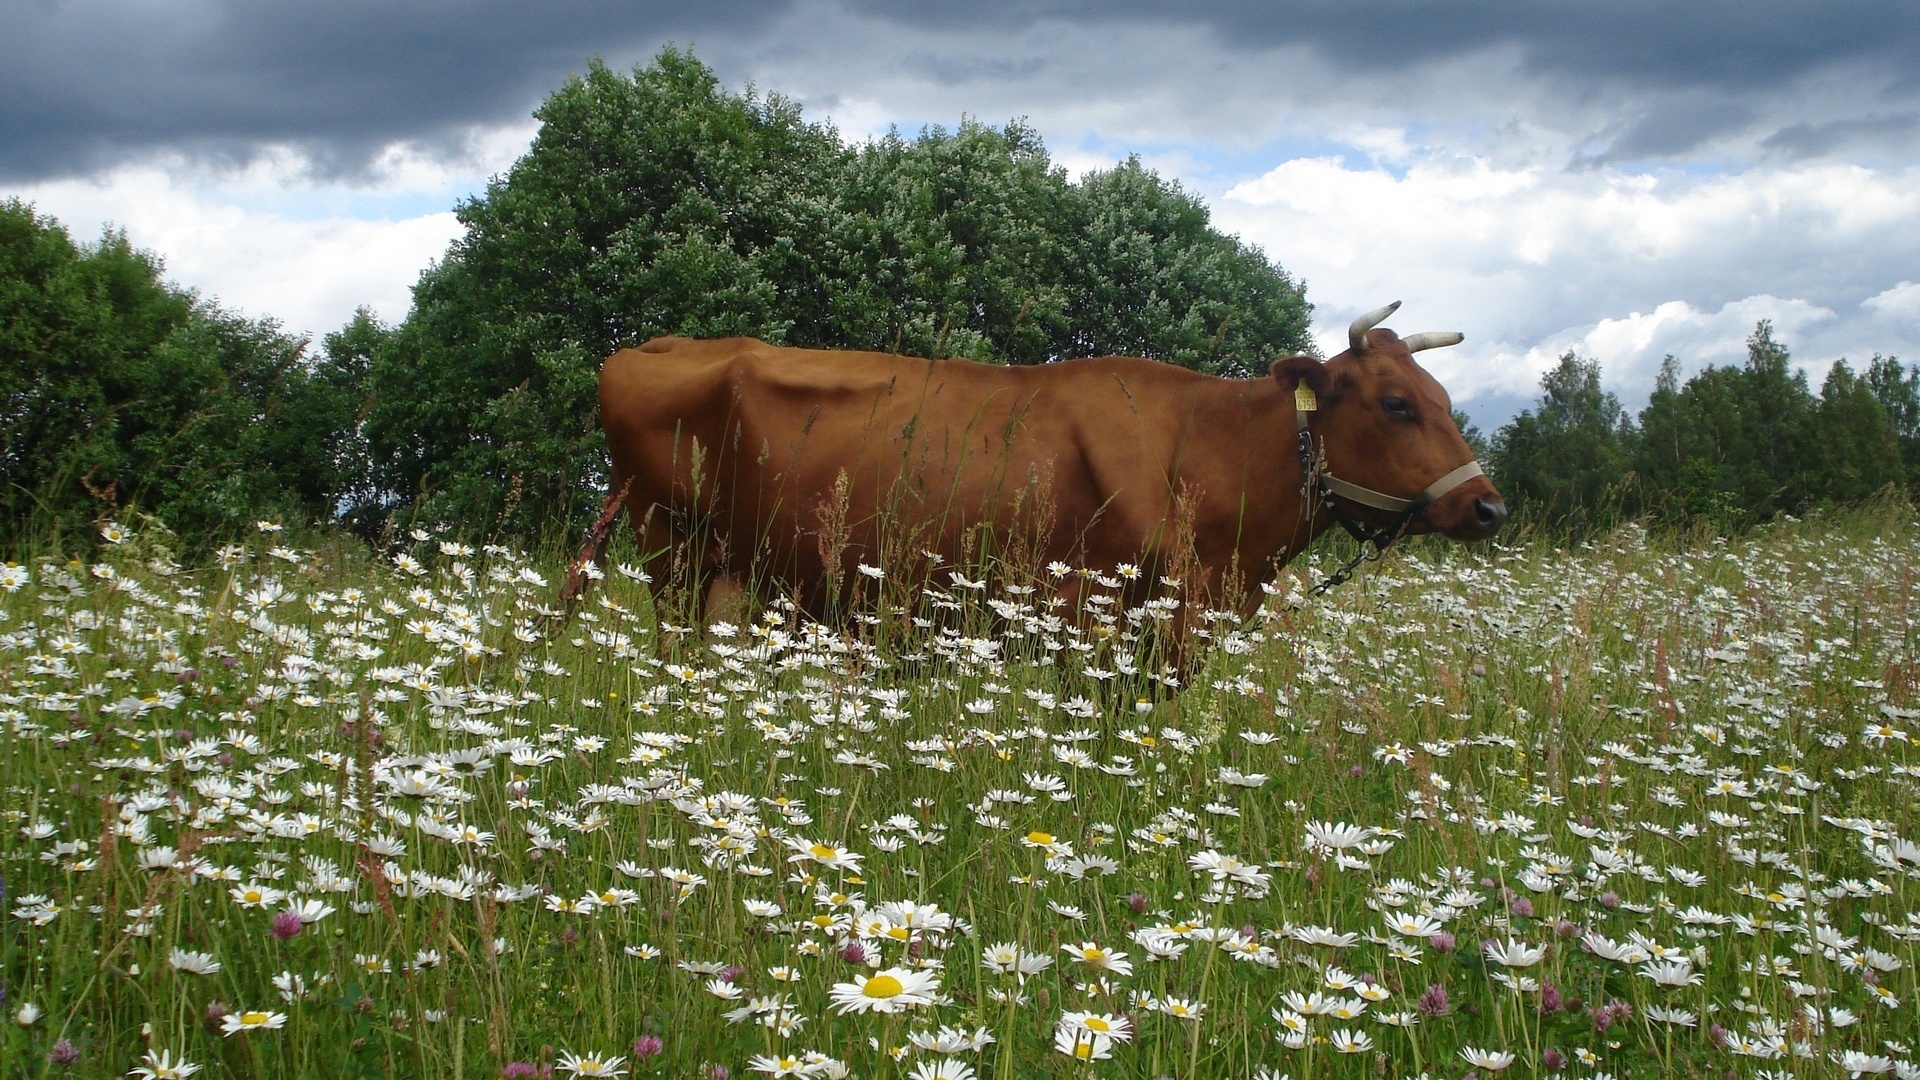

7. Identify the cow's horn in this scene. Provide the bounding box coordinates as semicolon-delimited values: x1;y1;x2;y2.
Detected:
1402;331;1464;352
1348;301;1401;353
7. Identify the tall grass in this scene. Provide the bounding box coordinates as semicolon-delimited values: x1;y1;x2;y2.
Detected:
2;509;1917;1078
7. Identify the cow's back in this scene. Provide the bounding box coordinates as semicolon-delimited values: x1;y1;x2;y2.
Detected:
598;336;1265;601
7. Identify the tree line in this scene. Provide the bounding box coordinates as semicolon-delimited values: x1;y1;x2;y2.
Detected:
4;48;1915;556
1485;326;1919;534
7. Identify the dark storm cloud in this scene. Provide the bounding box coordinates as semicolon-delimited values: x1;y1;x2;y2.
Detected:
1763;113;1920;160
4;0;1916;181
867;0;1917;93
1569;101;1760;170
0;1;770;180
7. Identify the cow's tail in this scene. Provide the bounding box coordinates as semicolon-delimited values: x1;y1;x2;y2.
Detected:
552;477;632;623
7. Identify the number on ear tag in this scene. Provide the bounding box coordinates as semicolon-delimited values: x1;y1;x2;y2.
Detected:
1294;384;1318;412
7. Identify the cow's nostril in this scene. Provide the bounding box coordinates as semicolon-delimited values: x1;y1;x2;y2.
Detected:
1473;498;1508;534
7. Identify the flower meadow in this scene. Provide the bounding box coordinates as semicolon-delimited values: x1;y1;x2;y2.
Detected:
3;515;1919;1079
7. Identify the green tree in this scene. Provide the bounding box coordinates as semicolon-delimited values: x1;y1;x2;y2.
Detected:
1813;359;1903;503
819;119;1077;364
1865;353;1920;480
1632;354;1745;524
0;200;345;551
1067;157;1309;376
1451;409;1489;461
1731;320;1820;514
1631;323;1912;526
1632;322;1825;525
311;309;393;532
1488;351;1632;531
365;47;1312;540
364;49;849;539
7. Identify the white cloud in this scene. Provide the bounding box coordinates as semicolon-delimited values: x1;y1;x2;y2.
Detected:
1864;280;1920;323
1213;154;1920;409
1486;296;1838;398
3;133;529;340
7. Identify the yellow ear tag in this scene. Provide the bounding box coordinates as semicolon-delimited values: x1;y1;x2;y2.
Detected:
1294;384;1319;412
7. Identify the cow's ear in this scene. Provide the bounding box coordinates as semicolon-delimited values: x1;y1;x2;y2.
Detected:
1271;354;1329;396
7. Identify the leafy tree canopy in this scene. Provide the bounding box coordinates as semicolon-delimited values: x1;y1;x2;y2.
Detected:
0;200;347;552
363;47;1314;539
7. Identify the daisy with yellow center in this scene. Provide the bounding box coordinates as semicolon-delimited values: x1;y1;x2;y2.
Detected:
1062;941;1134;977
1052;1027;1114;1062
219;1009;287;1036
1157;997;1206;1019
1060;1011;1134;1042
827;966;940;1014
229;883;284;908
787;837;864;873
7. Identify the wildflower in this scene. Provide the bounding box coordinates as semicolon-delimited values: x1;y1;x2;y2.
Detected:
1061;941;1134;976
1052;1026;1114;1062
631;1036;664;1058
828;967;940;1014
1386;913;1445;938
1280;990;1334;1016
1330;1029;1374;1053
1271;1007;1310;1036
1059;1011;1133;1042
1157;997;1206;1020
169;949;222;975
14;1003;41;1026
907;1059;975;1080
555;1050;628;1077
908;1026;996;1054
981;942;1051;983
1646;1005;1698;1027
1304;821;1370;853
229;883;286;908
788;838;864;874
1460;1046;1517;1071
1483;938;1547;968
744;1045;806;1068
219;1009;287;1036
1539;981;1563;1014
1580;933;1649;964
285;898;335;924
1639;959;1704;987
1288;925;1359;948
1832;1051;1895;1076
129;1050;201;1079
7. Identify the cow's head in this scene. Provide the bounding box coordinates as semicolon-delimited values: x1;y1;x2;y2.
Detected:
1271;301;1507;541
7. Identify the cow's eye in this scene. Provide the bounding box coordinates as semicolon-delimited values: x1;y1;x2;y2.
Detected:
1382;394;1413;419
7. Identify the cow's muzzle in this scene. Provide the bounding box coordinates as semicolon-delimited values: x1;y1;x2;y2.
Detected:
1468;497;1508;539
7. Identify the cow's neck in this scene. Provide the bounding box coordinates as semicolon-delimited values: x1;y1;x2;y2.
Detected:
1169;374;1336;611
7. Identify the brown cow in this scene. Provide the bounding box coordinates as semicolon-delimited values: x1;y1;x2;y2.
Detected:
567;301;1503;656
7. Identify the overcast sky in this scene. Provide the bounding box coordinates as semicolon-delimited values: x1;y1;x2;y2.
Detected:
6;1;1919;425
